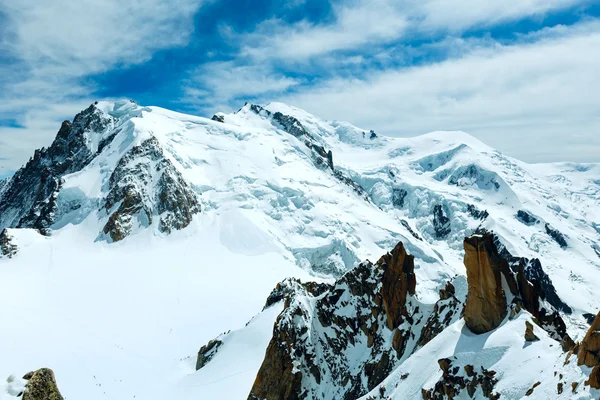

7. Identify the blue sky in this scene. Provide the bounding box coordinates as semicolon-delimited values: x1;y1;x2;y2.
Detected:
1;0;599;177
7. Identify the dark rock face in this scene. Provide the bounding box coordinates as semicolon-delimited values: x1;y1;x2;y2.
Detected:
392;188;407;208
516;210;538;225
211;114;225;123
417;280;462;348
249;242;433;400
463;233;573;345
103;137;200;242
196;339;223;370
494;235;571;314
0;104;114;231
263;278;331;311
467;204;489;220
22;368;64;400
584;313;596;325
0;228;18;258
545;223;568;249
369;130;377;139
422;358;500;400
401;219;422;241
433;204;451;239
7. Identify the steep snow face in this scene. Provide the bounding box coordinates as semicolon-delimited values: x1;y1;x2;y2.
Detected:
0;100;599;400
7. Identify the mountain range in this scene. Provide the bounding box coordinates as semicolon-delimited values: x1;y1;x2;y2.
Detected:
1;100;599;399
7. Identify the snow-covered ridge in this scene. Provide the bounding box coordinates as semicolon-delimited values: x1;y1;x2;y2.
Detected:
0;100;599;399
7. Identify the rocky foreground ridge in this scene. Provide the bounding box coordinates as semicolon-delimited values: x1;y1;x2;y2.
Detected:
194;232;598;399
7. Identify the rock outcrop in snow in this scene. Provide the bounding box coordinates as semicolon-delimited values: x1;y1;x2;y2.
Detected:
0;229;17;258
421;357;500;400
0;104;115;232
102;137;200;242
463;232;573;348
248;242;456;400
578;312;600;368
21;368;64;400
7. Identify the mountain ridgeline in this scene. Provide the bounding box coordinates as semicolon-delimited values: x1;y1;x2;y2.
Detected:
1;100;599;399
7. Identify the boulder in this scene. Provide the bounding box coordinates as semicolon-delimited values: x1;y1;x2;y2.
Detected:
22;368;64;400
525;321;540;342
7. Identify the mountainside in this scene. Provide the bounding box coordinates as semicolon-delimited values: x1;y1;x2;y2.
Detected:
0;100;599;399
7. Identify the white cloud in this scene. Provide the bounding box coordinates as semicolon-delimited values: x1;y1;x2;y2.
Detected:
182;62;301;113
0;0;204;172
240;0;408;60
275;22;600;163
235;0;590;63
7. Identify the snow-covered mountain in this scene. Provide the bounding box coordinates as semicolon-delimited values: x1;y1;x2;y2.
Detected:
0;100;599;399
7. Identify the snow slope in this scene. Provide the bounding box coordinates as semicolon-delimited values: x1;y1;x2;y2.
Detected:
0;100;599;399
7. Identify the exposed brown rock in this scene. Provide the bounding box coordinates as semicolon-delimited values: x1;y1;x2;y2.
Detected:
22;368;64;400
557;382;563;394
578;312;600;367
463;233;573;349
525;321;540;342
525;381;541;396
248;242;422;400
248;337;303;400
377;241;416;329
463;234;516;334
586;365;600;389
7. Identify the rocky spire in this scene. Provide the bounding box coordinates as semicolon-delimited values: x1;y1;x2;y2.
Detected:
463;232;573;347
463;234;516;333
247;242;452;400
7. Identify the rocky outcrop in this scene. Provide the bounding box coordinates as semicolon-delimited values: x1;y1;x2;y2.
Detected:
545;223;568;249
0;228;18;258
401;219;422;241
196;339;223;370
0;103;115;231
249;242;459;400
516;210;538;225
525;321;540;342
493;234;571;314
391;188;407;208
417;279;463;348
467;204;489;221
433;205;451;239
21;368;64;400
421;357;500;400
211;114;225;123
578;312;600;367
102;137;200;242
463;234;514;333
463;232;573;347
196;278;331;375
576;312;600;389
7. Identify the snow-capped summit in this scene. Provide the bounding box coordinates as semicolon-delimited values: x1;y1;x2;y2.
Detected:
0;100;599;399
